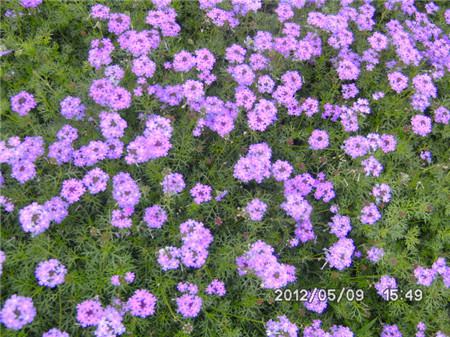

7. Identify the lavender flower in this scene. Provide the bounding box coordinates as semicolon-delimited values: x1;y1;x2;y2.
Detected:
35;259;67;288
127;289;157;318
10;91;37;116
0;295;36;330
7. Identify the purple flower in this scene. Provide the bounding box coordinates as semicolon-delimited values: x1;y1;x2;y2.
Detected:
381;325;402;337
176;294;202;318
177;282;198;295
19;202;51;236
271;160;292;182
35;259;67;288
90;4;110;20
308;129;329;150
411;115;432;137
173;50;195;72
10;91;37;116
328;214;351;238
225;44;246;63
57;124;78;143
245;198;267;221
388;71;408;93
143;205;167;229
342;136;369;158
60;178;86;204
375;275;397;300
205;279;226;297
372;183;391;204
360;203;381;225
60;96;85;120
76;299;104;327
42;328;70;337
325;238;355;270
20;0;42;8
304;290;328;314
236;240;296;289
434;106;449;125
127;289;157;318
95;307;125;337
108;13;131;35
342;83;359;99
190;183;212;204
157;246;180;271
361;155;383;177
111;209;133;229
99;111;127;139
111;275;121;286
83;168;109;194
124;272;135;284
367;246;384;263
265;315;298;337
0;295;36;330
162;173;185;194
112;172;141;210
414;266;436;286
132;56;156;78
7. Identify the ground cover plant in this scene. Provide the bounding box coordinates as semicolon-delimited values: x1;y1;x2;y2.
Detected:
0;0;449;336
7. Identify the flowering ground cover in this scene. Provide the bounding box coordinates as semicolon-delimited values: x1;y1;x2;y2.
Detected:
0;0;449;336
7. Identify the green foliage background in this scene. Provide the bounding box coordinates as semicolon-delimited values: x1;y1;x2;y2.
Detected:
0;1;449;336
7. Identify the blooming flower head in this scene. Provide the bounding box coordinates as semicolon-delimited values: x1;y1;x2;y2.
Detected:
91;4;110;20
381;325;402;337
19;202;51;236
328;214;351;238
60;96;85;120
245;198;267;221
325;238;355;270
411;115;432;137
10;91;37;116
112;172;141;210
0;295;36;330
190;183;212;204
124;272;135;284
127;289;157;318
176;294;202;318
143;205;168;229
414;266;436;286
35;259;67;288
205;279;226;297
304;290;328;314
265;315;298;337
20;0;42;8
76;299;104;327
360;203;381;225
42;328;70;337
308;129;329;150
95;307;125;337
375;275;397;300
367;246;384;263
61;178;86;204
162;172;185;194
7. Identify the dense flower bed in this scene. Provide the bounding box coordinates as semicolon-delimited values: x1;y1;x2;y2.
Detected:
0;0;449;336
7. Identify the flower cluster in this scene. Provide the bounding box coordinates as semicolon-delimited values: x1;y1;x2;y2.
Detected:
10;91;37;116
0;295;36;330
375;275;398;300
0;136;44;184
414;257;449;288
265;315;298;337
158;220;213;270
233;143;272;184
35;259;67;288
302;320;353;337
236;240;296;289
